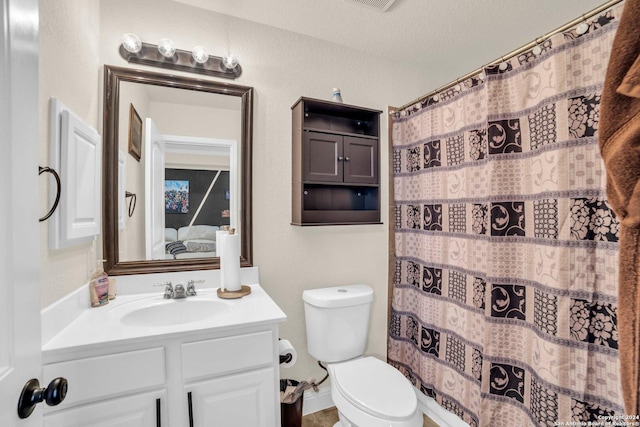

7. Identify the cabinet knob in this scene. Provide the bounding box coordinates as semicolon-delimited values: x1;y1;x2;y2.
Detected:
338;156;344;161
344;157;350;161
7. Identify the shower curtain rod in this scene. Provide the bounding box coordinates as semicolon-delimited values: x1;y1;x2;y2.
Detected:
397;0;624;111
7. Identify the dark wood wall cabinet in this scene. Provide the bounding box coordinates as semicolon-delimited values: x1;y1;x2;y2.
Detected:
292;97;382;226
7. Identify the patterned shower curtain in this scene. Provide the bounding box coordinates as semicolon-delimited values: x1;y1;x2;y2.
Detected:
388;4;626;426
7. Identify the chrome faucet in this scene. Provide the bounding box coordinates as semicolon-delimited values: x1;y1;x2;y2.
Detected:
186;279;204;297
174;284;187;299
154;282;174;299
154;279;204;299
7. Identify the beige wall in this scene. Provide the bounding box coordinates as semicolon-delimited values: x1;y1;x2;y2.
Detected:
38;0;102;308
149;102;241;141
40;0;434;385
118;82;150;261
165;153;230;171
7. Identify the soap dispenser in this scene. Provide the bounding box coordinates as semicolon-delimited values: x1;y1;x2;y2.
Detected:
89;259;109;307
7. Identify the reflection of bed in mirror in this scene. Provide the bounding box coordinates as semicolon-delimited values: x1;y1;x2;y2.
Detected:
165;225;219;259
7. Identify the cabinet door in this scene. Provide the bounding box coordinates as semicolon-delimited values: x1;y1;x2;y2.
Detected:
187;367;277;427
303;131;343;182
43;390;166;427
343;136;378;184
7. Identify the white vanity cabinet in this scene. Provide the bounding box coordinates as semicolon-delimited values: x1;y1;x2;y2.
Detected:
186;368;277;426
182;330;278;426
42;347;167;426
41;282;287;427
43;390;166;427
42;324;281;426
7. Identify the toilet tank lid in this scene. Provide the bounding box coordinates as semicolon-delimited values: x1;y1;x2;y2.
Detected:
302;284;373;308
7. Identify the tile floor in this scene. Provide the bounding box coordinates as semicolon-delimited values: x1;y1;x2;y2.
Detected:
301;406;439;427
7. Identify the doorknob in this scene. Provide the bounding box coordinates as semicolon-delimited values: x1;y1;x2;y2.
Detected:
17;377;68;419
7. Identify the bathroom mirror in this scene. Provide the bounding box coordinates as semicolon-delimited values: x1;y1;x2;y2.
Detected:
103;65;253;275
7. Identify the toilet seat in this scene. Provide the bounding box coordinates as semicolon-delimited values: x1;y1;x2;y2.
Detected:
331;357;418;421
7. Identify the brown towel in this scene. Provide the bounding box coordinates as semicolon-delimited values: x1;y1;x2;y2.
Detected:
600;0;640;416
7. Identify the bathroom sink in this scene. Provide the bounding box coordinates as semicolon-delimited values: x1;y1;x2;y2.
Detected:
120;299;230;326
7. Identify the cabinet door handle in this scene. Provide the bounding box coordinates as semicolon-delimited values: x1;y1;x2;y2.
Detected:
344;157;350;161
337;156;344;161
188;392;194;427
156;398;162;427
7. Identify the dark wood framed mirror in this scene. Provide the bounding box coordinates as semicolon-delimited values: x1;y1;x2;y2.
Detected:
103;65;253;275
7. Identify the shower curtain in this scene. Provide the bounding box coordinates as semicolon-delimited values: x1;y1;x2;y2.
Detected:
388;4;626;426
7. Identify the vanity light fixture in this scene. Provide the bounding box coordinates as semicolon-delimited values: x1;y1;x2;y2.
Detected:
192;46;209;64
121;33;142;53
222;53;238;70
118;34;242;79
157;38;176;58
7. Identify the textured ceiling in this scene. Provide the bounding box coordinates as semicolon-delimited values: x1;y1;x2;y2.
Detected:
173;0;606;88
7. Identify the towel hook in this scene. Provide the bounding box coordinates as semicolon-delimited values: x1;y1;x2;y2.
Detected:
39;166;61;222
125;191;137;217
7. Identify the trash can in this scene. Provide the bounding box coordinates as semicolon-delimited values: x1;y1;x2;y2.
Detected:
280;379;304;427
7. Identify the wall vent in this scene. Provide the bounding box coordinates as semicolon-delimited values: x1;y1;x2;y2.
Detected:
343;0;397;12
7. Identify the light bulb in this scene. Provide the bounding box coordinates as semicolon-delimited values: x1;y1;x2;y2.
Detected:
121;33;141;53
432;94;439;102
499;62;508;71
222;53;238;70
532;45;542;56
192;46;209;64
157;38;176;58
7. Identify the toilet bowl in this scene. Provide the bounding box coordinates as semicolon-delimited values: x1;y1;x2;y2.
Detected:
302;285;423;427
328;357;423;427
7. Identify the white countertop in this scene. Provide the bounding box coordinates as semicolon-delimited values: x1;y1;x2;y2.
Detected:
42;283;287;358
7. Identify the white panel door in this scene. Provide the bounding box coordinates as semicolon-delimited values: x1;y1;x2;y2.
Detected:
0;0;43;425
144;118;166;260
186;368;277;427
48;98;102;249
118;150;126;230
59;110;101;241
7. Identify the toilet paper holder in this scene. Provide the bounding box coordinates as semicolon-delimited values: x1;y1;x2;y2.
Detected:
278;338;296;366
279;353;293;365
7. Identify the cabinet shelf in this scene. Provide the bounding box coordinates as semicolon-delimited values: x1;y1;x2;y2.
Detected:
292;97;382;226
298;180;379;188
292;210;382;226
303;127;379;140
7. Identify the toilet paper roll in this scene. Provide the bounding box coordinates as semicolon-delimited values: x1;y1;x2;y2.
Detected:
278;339;297;368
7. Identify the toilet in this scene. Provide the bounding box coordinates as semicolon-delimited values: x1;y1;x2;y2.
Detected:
303;284;423;427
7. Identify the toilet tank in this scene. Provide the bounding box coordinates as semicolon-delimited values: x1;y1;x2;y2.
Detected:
303;284;374;363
